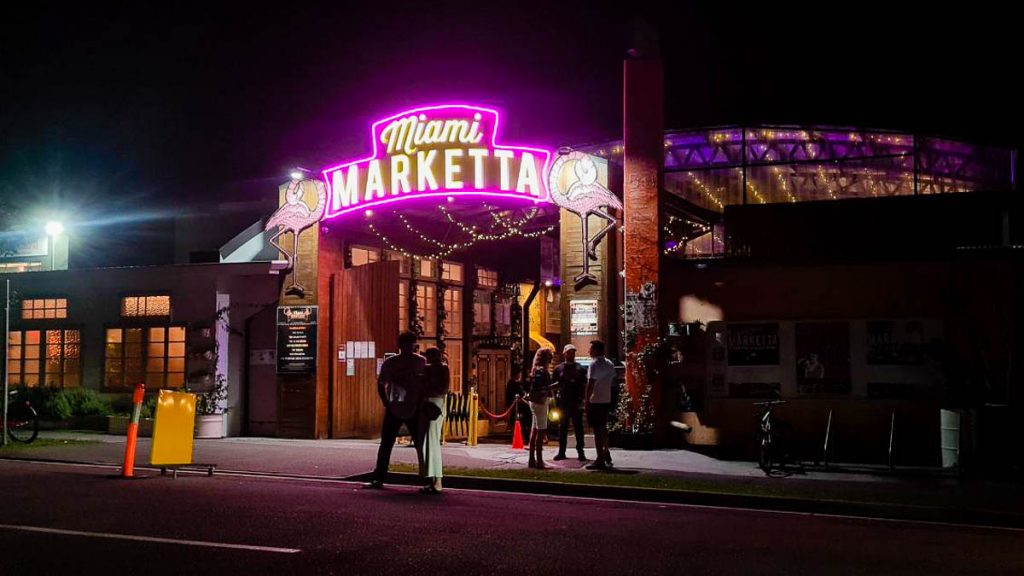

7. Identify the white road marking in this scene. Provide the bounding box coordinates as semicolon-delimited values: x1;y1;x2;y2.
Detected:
0;524;300;554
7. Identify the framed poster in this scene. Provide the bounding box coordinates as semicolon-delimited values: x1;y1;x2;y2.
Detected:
726;323;780;366
276;306;318;373
795;322;850;394
570;300;599;337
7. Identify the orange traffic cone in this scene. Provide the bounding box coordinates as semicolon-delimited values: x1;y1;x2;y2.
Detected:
511;419;525;450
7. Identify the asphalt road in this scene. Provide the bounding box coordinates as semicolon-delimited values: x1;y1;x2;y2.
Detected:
0;460;1020;575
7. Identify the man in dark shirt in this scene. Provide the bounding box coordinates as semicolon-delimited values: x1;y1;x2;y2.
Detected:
364;331;426;489
553;344;588;461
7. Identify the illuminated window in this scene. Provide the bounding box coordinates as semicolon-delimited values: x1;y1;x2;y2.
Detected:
443;288;462;337
417;258;435;279
350;246;380;267
22;298;68;320
398;280;409;332
0;262;43;272
7;329;80;387
495;300;512;337
385;250;411;276
441;262;463;284
121;295;171;317
105;326;186;390
477;268;498;288
445;341;463;393
416;284;437;336
473;290;492;335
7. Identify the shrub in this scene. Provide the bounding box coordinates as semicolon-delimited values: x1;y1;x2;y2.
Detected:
43;388;113;420
139;396;158;419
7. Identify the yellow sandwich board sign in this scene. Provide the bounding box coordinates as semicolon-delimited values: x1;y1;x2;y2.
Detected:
150;390;196;466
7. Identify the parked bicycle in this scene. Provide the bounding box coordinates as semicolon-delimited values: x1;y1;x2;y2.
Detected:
754;400;793;474
3;389;39;444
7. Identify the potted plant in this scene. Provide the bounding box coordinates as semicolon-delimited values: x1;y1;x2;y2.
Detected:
193;374;228;439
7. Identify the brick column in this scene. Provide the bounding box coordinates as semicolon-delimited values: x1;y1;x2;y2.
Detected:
623;58;664;426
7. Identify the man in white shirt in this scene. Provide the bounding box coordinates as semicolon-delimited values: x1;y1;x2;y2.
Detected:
584;340;616;470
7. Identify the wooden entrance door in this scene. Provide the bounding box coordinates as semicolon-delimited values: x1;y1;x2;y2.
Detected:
475;349;510;423
332;261;399;438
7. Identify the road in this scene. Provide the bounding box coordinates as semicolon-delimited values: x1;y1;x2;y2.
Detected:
0;460;1020;575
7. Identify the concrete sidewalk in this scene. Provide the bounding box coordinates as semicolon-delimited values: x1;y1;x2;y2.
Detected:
4;431;1023;527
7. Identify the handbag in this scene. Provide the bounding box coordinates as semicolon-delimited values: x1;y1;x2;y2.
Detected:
423;401;443;421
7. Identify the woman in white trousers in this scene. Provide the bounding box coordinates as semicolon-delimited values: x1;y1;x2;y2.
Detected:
421;347;449;494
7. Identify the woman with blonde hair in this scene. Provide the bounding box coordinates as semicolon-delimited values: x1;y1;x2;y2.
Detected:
526;347;556;469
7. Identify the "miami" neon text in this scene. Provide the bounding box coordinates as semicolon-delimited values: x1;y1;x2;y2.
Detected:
321;104;552;218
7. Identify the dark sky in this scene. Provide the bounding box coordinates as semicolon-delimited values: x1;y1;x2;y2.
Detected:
1;1;1019;265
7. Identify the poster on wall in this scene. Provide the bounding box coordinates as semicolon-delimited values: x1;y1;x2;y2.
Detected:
276;306;318;373
866;320;927;365
570;300;599;336
865;319;944;399
795;322;850;394
726;323;780;366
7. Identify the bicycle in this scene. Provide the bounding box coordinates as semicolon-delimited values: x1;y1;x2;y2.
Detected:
754;400;792;474
3;389;39;444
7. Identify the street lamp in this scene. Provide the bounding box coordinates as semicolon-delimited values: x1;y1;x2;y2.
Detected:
45;220;64;237
45;220;64;271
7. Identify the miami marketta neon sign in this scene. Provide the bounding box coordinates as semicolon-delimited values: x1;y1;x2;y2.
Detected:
321;104;553;218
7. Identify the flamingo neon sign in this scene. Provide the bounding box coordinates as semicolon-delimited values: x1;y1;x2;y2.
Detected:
320;104;554;219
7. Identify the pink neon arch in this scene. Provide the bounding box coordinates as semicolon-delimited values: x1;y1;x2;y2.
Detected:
320;104;553;219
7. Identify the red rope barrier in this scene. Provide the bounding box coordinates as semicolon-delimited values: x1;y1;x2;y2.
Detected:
477;396;528;420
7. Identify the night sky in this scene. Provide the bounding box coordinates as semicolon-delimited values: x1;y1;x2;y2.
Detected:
2;1;1019;266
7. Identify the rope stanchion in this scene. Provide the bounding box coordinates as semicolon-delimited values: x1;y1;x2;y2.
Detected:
469;391;479;446
475;396;530;450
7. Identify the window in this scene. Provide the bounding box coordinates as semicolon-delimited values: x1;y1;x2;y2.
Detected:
477;268;498;288
22;298;67;319
0;262;43;272
416;284;437;336
398;280;409;332
443;288;462;337
121;295;171;317
495;300;512;336
7;329;80;387
417;258;435;279
441;262;463;284
105;326;185;390
385;250;411;276
350;246;380;267
473;290;492;335
445;341;463;393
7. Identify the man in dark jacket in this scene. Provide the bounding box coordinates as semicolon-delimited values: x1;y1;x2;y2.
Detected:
553;344;588;461
365;331;426;489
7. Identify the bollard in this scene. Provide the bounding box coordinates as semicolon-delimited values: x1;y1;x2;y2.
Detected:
468;390;479;446
888;411;896;471
822;409;833;468
122;383;145;478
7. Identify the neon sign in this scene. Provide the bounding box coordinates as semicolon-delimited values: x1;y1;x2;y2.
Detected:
321;104;553;218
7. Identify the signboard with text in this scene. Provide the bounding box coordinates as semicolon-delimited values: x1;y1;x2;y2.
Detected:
276;306;318;374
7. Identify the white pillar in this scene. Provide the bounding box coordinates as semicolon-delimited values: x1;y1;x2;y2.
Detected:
215;292;231;437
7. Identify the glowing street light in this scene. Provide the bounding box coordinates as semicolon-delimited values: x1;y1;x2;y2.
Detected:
45;221;64;237
45;221;64;271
